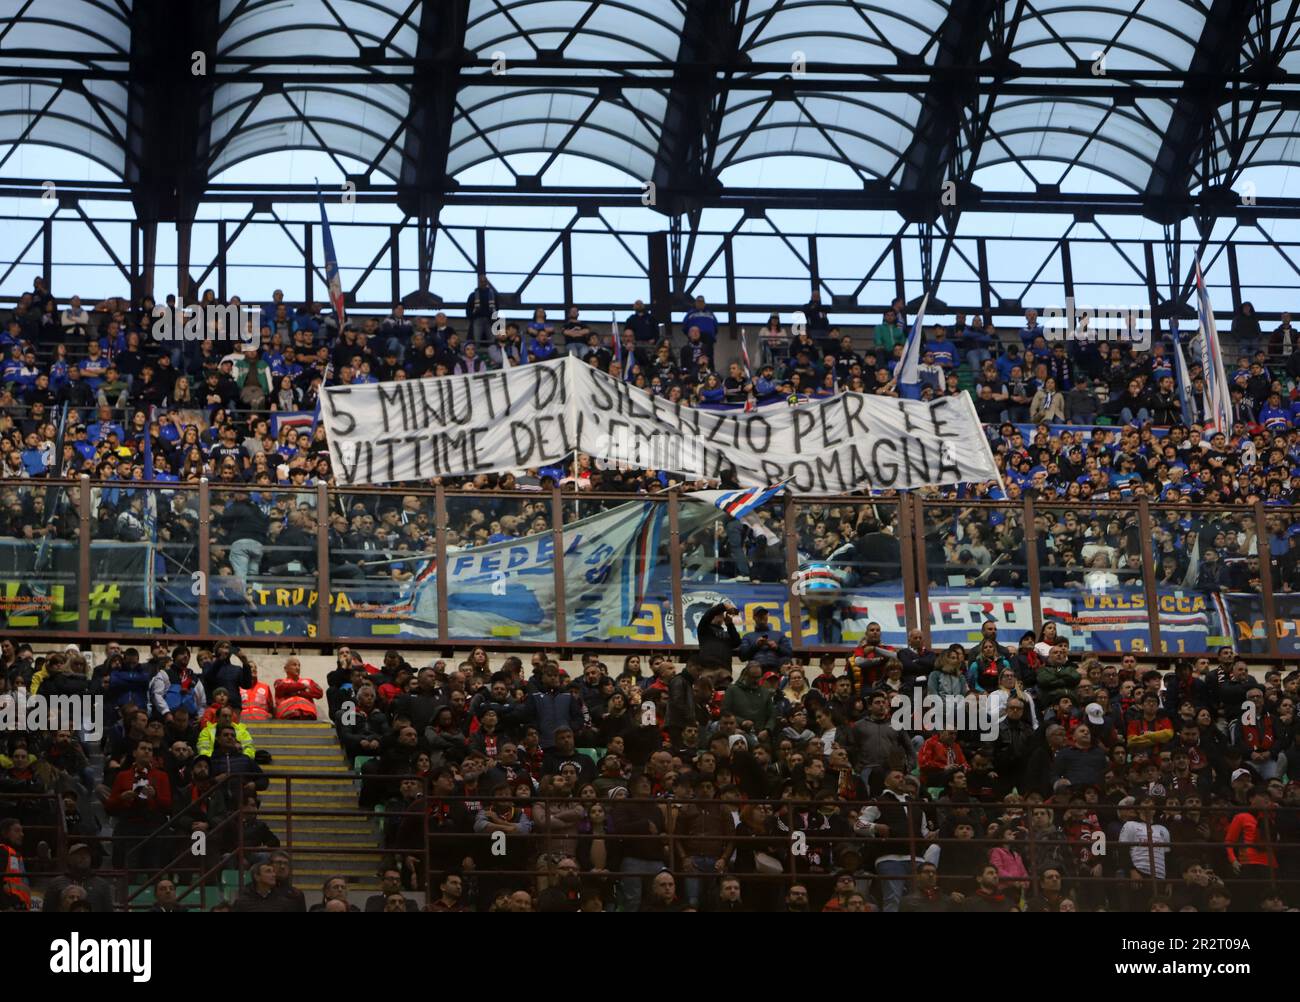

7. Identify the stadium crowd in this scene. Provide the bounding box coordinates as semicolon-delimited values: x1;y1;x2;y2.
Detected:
1;279;1299;913
0;631;1298;913
0;278;1298;620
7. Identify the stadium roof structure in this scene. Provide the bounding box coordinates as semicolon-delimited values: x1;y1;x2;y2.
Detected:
2;0;1300;316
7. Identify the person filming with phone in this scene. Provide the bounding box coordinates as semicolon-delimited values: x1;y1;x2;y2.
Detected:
106;738;173;872
696;601;742;671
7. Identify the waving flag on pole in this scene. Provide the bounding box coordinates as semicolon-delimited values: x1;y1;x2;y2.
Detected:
710;481;790;519
317;184;346;328
1171;320;1195;425
1194;259;1232;436
691;479;791;544
738;328;757;412
894;292;930;400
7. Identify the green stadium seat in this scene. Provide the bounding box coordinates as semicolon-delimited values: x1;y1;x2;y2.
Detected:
131;888;156;910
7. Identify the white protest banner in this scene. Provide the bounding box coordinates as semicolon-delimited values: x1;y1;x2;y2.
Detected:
319;358;574;484
572;360;1000;493
319;356;1002;492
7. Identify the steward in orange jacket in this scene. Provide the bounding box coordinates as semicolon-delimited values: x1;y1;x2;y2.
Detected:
241;665;275;721
274;658;323;720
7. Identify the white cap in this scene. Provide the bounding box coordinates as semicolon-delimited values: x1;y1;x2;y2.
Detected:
1232;768;1252;782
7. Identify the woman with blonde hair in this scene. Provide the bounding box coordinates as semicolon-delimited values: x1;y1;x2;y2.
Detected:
169;375;192;406
781;666;810;710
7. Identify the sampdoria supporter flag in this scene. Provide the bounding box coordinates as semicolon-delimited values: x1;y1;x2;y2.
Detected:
691;481;790;546
317;185;346;327
1194;259;1232;436
1170;320;1195;425
709;480;790;520
894;292;930;400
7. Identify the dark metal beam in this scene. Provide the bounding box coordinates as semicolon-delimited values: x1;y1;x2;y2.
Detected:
124;0;219;228
650;0;746;218
1143;0;1264;224
896;0;1000;224
6;52;1298;85
10;180;1300;218
397;0;470;219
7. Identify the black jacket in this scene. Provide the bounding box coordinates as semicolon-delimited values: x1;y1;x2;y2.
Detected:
695;602;740;670
203;656;252;710
666;666;698;730
216;500;269;545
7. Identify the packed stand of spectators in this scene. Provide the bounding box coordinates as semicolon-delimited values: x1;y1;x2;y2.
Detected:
0;637;327;912
309;628;1299;913
3;631;1298;912
2;277;1297;613
3;278;1297;502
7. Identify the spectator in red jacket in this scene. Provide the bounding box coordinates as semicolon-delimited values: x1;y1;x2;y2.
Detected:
106;738;173;871
1126;693;1175;765
919;729;970;789
1225;786;1278;910
274;656;324;719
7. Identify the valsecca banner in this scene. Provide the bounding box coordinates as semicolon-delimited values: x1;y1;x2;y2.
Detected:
318;356;1002;492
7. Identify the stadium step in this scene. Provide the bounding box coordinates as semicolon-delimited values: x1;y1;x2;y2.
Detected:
261;758;352;771
238;720;382;886
253;734;341;748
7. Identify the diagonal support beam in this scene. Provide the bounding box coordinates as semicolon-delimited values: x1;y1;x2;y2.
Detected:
650;0;746;219
1143;0;1263;224
895;0;1000;225
397;0;470;220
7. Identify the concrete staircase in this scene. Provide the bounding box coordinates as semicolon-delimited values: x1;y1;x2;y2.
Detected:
243;720;384;890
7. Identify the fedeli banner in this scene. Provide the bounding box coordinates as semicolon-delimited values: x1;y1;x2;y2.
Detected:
318;356;1002;492
157;496;727;642
385;496;725;642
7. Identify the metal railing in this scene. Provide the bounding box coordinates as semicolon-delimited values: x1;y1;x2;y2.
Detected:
103;781;1297;912
0;476;1296;660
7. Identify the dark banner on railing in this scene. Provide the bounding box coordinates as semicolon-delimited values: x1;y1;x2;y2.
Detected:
0;540;155;630
1224;592;1300;655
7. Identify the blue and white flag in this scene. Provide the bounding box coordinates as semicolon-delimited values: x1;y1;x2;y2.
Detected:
1171;321;1195;425
1195;260;1232;436
703;481;789;520
894;292;930;400
691;482;790;545
317;185;346;326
